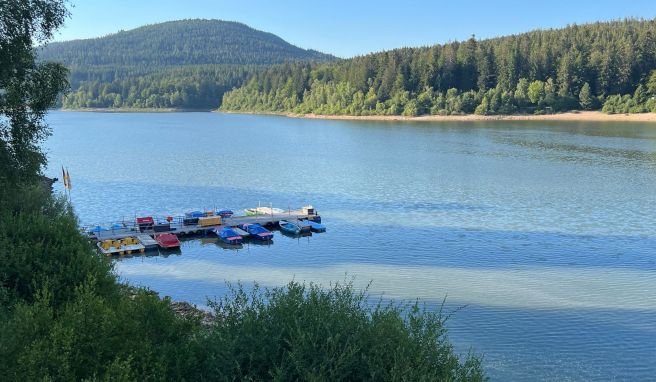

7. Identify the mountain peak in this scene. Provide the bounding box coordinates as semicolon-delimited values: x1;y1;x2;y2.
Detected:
39;19;336;67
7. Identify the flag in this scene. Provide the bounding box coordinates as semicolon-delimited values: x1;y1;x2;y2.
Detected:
65;168;71;190
62;166;68;189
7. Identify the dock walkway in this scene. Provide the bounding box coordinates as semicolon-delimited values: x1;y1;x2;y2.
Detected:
92;210;320;241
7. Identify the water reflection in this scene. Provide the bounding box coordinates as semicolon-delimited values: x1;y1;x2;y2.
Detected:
117;260;656;311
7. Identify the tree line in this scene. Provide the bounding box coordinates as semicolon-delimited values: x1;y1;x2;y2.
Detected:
222;19;656;115
62;65;258;109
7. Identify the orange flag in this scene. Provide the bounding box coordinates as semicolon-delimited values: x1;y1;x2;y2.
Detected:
62;166;68;189
66;168;72;190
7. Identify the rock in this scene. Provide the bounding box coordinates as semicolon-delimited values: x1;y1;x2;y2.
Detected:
171;301;216;326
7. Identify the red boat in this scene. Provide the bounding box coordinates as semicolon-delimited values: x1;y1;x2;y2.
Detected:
154;233;181;249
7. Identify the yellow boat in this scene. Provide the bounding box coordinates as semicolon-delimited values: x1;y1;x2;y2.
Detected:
97;237;145;256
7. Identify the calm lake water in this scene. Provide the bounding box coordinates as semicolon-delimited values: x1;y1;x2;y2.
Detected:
44;111;656;381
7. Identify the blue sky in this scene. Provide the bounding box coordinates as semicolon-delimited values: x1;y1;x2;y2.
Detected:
56;0;656;58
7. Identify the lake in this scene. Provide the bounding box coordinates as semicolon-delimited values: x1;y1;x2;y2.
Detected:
44;111;656;381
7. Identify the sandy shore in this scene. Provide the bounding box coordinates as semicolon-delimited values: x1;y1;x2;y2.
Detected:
63;108;656;122
287;111;656;122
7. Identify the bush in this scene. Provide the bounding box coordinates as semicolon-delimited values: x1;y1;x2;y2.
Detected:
198;281;486;381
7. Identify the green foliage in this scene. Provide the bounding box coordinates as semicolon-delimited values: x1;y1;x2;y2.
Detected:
0;187;201;381
0;188;117;307
39;19;335;67
579;82;593;110
0;0;69;184
222;19;656;116
528;80;546;106
647;70;656;95
39;19;336;110
62;65;256;110
197;281;485;381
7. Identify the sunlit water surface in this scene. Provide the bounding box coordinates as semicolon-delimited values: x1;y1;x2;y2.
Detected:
45;111;656;381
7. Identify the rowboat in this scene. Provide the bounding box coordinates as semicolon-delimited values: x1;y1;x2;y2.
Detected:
278;220;301;235
154;233;181;249
301;219;326;232
296;220;312;233
214;227;243;245
97;236;145;256
242;223;273;241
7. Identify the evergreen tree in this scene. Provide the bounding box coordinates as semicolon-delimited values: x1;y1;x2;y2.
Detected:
579;82;593;110
647;70;656;96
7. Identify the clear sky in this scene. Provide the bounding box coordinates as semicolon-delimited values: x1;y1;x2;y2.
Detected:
55;0;656;58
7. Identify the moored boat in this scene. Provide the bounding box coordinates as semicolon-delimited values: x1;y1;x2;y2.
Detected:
242;223;273;241
296;220;312;233
136;216;155;231
155;233;181;249
214;227;243;245
301;219;326;232
96;236;145;256
217;209;234;218
245;207;284;216
279;220;301;235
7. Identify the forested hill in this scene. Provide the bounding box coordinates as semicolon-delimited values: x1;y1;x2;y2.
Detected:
39;19;335;66
39;20;336;110
222;19;656;116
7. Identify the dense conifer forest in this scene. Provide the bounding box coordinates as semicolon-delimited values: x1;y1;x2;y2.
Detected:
38;19;335;109
222;19;656;115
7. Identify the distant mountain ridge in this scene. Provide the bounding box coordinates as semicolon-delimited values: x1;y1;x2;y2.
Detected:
38;19;336;110
39;19;335;67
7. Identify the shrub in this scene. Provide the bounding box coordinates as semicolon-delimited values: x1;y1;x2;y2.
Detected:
197;281;486;381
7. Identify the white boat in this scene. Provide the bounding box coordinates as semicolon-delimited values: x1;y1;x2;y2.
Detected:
245;207;284;216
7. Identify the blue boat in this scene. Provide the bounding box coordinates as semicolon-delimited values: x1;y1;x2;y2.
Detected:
185;211;204;218
301;219;326;232
242;223;273;241
217;209;234;218
214;227;243;245
89;225;109;234
279;220;301;235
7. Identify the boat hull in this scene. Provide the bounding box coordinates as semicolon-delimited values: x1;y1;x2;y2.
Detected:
279;220;301;235
216;227;243;245
242;223;274;241
155;233;181;249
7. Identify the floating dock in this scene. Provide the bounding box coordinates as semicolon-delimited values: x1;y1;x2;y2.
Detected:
88;207;321;242
136;234;158;250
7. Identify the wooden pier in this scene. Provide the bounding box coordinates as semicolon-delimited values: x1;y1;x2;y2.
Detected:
90;208;321;242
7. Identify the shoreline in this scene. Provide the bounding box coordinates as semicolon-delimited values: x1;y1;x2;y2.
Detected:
224;110;656;122
59;107;212;113
60;108;656;122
